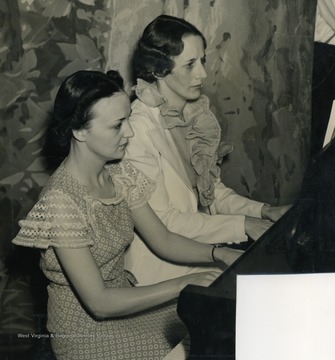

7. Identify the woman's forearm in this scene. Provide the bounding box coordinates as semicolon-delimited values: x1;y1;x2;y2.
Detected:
55;246;192;319
94;278;184;318
94;271;219;319
132;204;243;266
131;204;218;264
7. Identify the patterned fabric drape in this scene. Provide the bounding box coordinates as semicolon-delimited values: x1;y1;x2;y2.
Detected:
0;0;316;258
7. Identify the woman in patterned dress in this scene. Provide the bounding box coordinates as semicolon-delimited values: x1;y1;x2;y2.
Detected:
12;70;239;360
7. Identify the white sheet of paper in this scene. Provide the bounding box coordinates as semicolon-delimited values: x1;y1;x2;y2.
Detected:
236;273;335;360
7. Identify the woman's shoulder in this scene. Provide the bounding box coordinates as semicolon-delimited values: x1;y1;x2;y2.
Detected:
105;160;143;181
131;96;157;112
13;187;89;250
129;100;159;140
27;165;88;226
40;162;67;194
105;160;155;209
41;162;87;201
131;98;160;122
31;186;85;225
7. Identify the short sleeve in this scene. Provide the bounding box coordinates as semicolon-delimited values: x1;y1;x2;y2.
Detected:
12;189;93;249
108;160;155;210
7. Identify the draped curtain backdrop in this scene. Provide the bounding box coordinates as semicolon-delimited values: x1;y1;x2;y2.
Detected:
0;0;316;259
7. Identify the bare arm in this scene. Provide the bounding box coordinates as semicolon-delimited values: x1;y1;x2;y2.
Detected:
54;246;219;320
53;201;244;320
131;203;242;265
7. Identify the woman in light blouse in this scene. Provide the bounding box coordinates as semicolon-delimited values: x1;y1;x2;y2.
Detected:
124;15;290;285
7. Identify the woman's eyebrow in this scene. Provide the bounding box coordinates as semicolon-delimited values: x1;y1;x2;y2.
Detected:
185;54;206;63
184;58;196;64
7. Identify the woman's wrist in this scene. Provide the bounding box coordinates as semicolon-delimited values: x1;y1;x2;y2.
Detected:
211;244;223;262
261;204;271;220
212;246;243;266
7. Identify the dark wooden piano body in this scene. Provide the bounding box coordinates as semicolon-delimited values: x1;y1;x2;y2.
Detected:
177;139;335;359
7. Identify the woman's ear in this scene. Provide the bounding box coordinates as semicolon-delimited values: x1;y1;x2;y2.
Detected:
72;128;87;143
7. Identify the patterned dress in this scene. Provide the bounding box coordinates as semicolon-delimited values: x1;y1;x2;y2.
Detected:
13;160;186;360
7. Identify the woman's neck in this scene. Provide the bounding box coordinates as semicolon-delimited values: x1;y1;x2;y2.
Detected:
156;81;186;113
64;148;109;192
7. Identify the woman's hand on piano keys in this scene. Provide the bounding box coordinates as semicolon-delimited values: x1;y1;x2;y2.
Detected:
177;270;223;289
245;216;273;240
213;247;244;266
261;204;292;222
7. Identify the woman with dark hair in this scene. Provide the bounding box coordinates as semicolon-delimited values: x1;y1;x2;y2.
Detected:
132;15;206;83
125;15;289;285
12;69;232;359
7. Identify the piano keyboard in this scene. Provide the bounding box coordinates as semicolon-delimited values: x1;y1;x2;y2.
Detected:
163;336;190;359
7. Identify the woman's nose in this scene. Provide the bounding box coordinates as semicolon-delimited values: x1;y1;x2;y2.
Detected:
197;62;207;79
124;119;134;138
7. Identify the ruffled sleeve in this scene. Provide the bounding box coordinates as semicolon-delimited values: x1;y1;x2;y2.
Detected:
107;160;155;210
12;189;93;249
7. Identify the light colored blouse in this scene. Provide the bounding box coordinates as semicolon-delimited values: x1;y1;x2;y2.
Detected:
135;78;233;208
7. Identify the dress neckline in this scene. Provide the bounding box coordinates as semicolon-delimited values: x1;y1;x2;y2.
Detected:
59;161;124;206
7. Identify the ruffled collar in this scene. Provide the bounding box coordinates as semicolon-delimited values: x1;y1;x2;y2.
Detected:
135;79;233;206
135;79;207;129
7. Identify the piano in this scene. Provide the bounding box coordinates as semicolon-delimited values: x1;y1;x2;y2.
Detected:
177;138;335;359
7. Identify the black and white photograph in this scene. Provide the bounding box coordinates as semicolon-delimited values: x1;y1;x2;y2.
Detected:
1;0;335;359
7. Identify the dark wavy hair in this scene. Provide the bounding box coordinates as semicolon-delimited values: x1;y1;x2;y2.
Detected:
43;70;124;169
132;15;206;83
